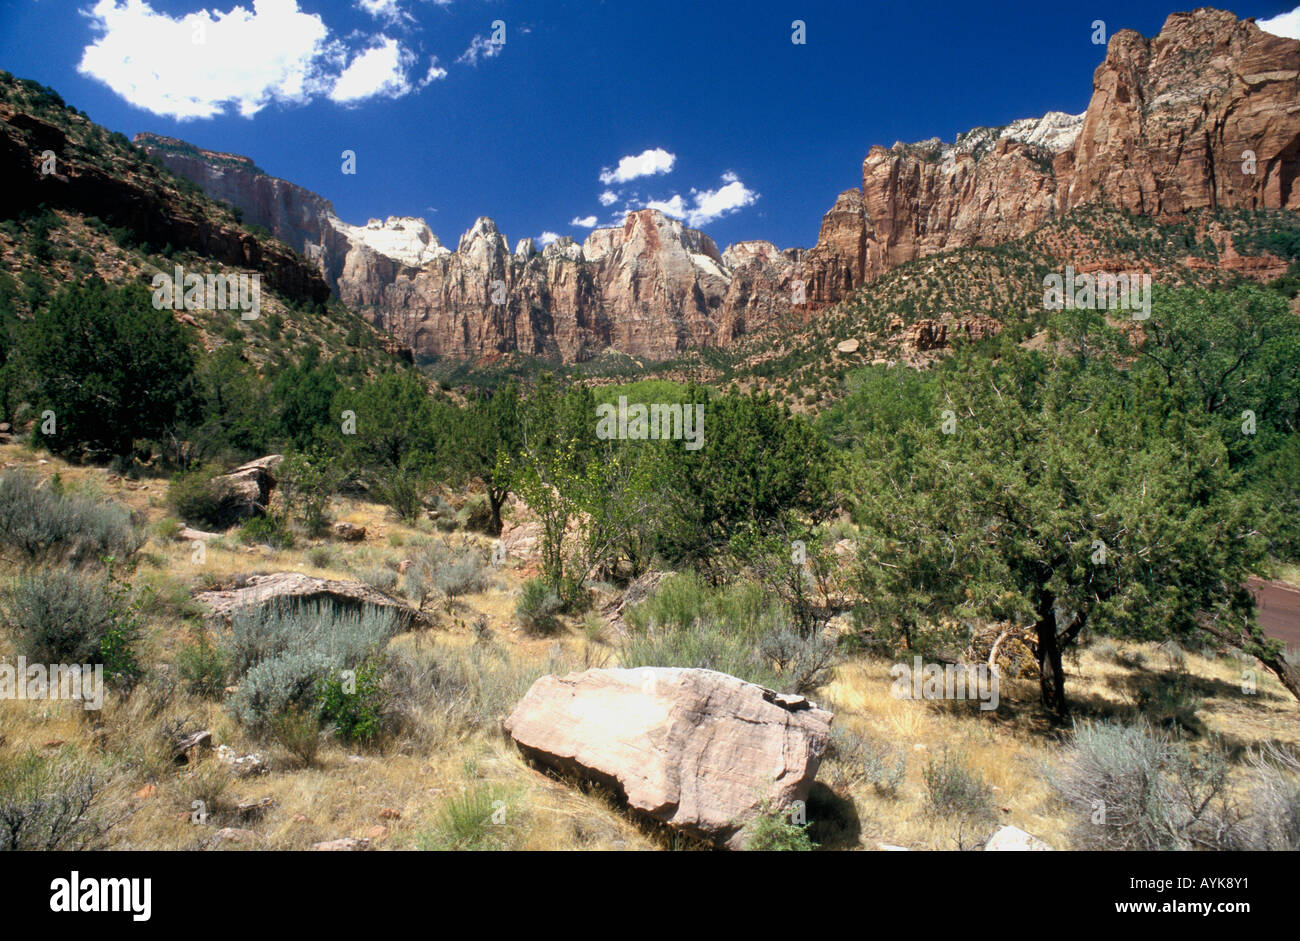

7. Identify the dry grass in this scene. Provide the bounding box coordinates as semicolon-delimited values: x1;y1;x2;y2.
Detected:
2;440;1297;851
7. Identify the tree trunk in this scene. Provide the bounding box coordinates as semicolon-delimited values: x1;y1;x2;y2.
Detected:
487;487;505;537
1258;651;1300;701
1036;591;1069;722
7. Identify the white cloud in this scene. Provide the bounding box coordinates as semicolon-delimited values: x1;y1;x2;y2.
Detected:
644;194;687;218
1258;6;1300;39
78;0;338;119
687;175;758;226
330;36;416;103
457;33;504;66
537;231;561;247
639;173;759;228
356;0;410;25
599;148;676;185
418;58;448;87
598;190;619;206
570;215;598;227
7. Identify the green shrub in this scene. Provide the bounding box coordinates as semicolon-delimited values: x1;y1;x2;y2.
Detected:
318;659;387;743
417;785;510;851
166;466;223;528
371;459;430;523
1051;720;1243;850
176;628;228;699
0;750;116;850
414;541;489;608
236;514;293;549
922;748;994;821
619;618;780;689
270;705;323;767
224;602;399;736
1;569;140;674
743;802;818;851
516;578;563;635
360;566;399;594
826;727;907;797
0;470;140;566
307;546;335;569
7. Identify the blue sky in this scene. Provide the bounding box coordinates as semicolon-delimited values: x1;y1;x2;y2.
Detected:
2;0;1298;252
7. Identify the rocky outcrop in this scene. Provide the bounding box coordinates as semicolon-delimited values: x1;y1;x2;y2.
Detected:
801;9;1300;304
210;454;282;526
503;666;833;849
0;108;330;306
1066;9;1300;214
336;209;792;362
194;572;431;630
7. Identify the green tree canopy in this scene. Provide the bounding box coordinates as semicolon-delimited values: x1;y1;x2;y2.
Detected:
21;280;196;459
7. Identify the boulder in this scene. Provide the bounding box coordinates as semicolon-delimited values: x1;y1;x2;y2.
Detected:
333;521;367;542
195;572;431;630
835;338;860;353
984;825;1053;851
212;455;282;526
504;667;833;849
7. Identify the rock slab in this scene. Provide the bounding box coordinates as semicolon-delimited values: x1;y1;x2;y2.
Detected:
195;572;430;630
503;667;833;849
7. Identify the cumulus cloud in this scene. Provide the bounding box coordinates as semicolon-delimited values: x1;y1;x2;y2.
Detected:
640;172;759;228
355;0;410;25
78;0;338;119
570;215;598;228
599;147;676;185
329;36;416;103
598;190;619;206
1258;6;1300;39
536;231;561;247
457;33;504;66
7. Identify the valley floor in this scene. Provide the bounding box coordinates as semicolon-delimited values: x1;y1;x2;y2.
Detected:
2;441;1297;851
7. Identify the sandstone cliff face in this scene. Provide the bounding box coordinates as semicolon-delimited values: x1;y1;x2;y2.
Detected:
802;8;1300;304
340;210;799;362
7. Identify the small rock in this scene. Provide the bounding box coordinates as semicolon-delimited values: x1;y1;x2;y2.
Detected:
311;837;371;852
216;744;266;777
877;843;910;851
178;527;221;542
292;813;309;824
378;807;401;820
836;338;861;354
214;827;257;844
237;797;276;821
42;739;65;748
134;783;157;800
365;825;388;841
984;825;1053;851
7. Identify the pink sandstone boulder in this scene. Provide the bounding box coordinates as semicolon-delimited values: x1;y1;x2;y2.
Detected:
503;666;833;848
